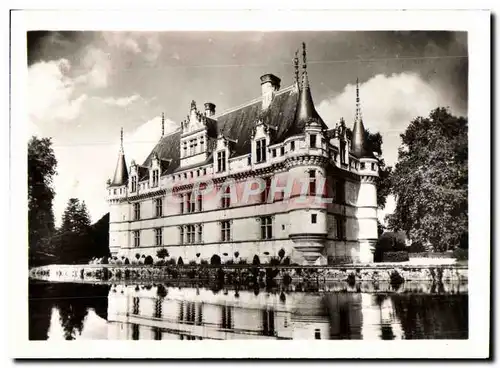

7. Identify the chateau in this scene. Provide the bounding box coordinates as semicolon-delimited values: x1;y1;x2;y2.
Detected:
106;44;379;265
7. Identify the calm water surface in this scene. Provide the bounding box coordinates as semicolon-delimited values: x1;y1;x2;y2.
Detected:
29;280;468;340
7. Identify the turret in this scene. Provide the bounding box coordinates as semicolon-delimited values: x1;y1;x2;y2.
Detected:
350;79;379;263
294;42;326;129
110;127;129;187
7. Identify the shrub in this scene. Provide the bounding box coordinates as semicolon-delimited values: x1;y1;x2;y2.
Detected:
141;255;146;258
124;258;130;265
156;248;169;259
282;256;291;266
382;251;409;263
188;260;197;266
101;256;109;264
166;258;176;266
234;251;239;259
210;254;221;266
144;256;154;265
252;255;261;266
196;253;201;258
346;273;356;286
225;259;235;265
157;284;167;298
390;270;404;285
200;259;209;265
177;257;184;265
238;258;248;265
155;260;165;266
269;257;281;266
408;242;426;253
453;247;468;261
278;248;286;259
135;253;140;260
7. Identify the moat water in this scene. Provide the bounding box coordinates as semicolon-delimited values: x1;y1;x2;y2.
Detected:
29;280;468;340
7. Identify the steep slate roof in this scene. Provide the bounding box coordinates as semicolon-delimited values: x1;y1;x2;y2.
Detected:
140;83;317;174
110;151;129;187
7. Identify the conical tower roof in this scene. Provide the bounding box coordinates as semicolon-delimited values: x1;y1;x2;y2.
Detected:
294;43;326;129
350;79;374;158
110;128;129;186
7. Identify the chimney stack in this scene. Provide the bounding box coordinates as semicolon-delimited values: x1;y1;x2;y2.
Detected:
204;102;216;117
260;73;281;109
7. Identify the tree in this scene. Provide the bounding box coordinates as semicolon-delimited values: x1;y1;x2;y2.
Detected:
387;108;467;252
28;136;58;267
56;198;93;263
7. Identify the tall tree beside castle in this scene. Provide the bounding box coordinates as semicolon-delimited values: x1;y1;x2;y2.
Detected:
388;107;468;251
28;136;58;266
56;198;93;264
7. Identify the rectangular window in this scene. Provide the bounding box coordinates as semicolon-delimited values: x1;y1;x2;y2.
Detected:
340;141;346;164
272;149;276;158
133;203;141;221
197;224;203;243
310;134;317;148
217;151;226;172
186;225;196;244
180;195;184;214
221;186;231;208
311;214;317;224
336;216;346;240
247;155;251;166
280;146;285;156
256;139;267;163
221;221;231;242
183;142;187;157
261;177;272;204
155;228;162;246
360;162;366;170
197;193;203;212
260;216;273;240
155;198;163;217
309;170;316;196
335;180;345;204
200;139;204;152
179;226;184;245
152;169;159;187
290;141;295;151
134;230;140;247
186;192;196;213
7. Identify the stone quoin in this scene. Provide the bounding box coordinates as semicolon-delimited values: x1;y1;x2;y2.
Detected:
106;43;379;265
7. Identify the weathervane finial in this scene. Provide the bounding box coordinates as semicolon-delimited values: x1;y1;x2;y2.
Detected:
161;112;165;137
120;127;124;152
355;78;363;123
293;49;300;85
302;42;307;71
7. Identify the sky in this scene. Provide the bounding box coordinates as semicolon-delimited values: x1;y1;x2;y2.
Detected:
27;31;468;227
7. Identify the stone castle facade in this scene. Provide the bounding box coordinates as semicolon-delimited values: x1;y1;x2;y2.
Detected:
106;44;379;265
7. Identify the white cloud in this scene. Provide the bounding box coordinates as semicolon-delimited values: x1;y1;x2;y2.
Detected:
317;72;458;167
52;115;179;226
97;94;142;107
28;59;88;125
77;46;112;89
317;72;462;221
101;32;162;63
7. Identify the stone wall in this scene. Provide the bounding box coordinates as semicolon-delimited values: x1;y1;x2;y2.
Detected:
30;263;468;285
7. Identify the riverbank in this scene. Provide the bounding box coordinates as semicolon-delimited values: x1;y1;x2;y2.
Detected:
30;263;468;285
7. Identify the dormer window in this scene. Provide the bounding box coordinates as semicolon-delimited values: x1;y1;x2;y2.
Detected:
131;176;137;192
310;134;317;148
217;151;226;172
256;139;266;163
152;169;159;187
280;146;285;156
290;141;295;151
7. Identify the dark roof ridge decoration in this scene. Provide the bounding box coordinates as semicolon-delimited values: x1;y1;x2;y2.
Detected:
350;78;374;159
110;127;129;187
293;42;327;131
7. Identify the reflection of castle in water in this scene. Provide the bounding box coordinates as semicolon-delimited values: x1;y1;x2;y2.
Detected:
107;284;410;340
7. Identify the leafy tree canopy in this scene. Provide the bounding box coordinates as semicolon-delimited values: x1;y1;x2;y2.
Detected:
28;136;58;267
387;107;468;252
